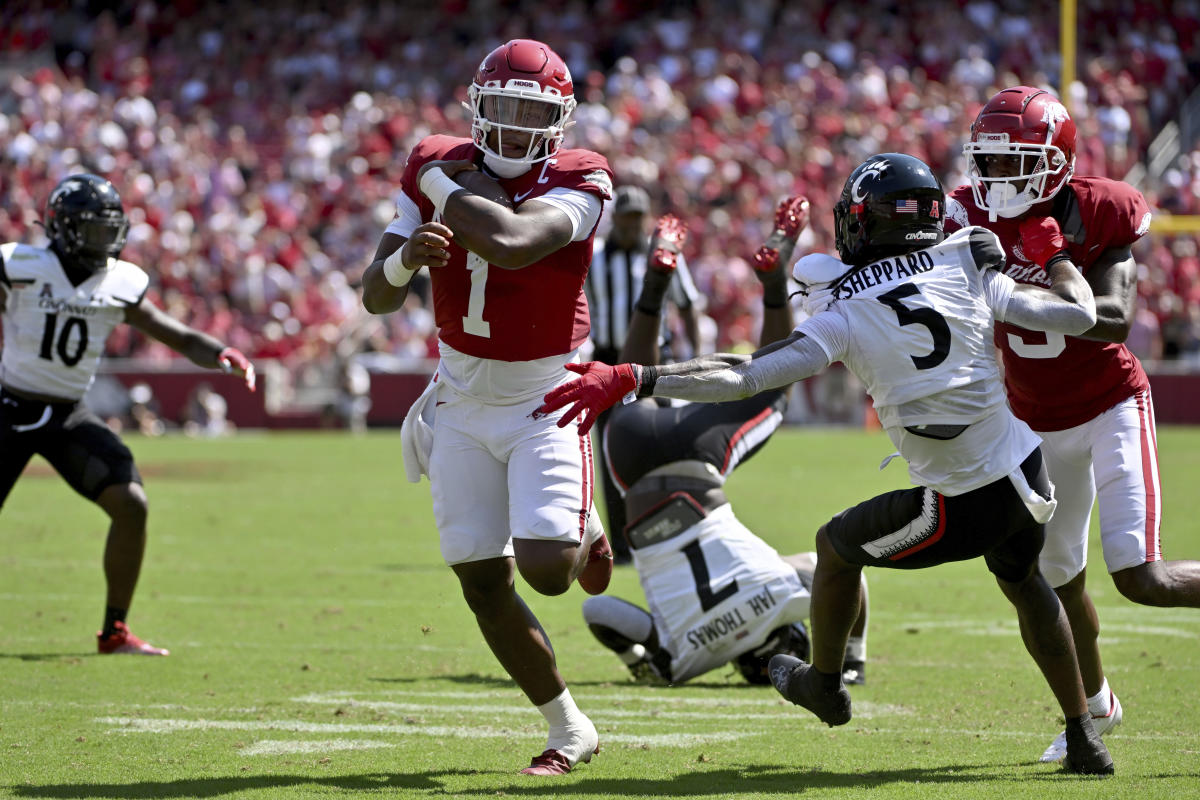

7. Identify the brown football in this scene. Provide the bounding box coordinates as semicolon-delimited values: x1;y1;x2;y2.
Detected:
455;170;514;209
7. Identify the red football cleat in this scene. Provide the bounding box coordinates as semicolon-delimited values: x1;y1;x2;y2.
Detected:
752;195;811;272
520;742;599;776
521;749;573;776
578;531;614;595
97;621;169;656
648;214;688;272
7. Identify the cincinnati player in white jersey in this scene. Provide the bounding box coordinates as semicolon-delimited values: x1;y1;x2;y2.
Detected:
0;174;255;657
950;86;1200;763
361;40;613;777
540;154;1113;776
581;197;872;687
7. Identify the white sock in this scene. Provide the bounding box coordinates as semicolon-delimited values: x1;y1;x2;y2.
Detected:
537;688;597;764
1087;678;1112;717
585;510;606;547
845;636;866;663
619;643;647;666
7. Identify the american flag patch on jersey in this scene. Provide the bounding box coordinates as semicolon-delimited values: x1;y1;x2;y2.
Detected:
895;199;919;213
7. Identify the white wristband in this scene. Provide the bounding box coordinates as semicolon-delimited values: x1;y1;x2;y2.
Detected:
382;246;417;288
418;167;463;218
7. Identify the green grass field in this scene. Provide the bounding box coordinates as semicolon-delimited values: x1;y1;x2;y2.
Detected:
2;428;1198;799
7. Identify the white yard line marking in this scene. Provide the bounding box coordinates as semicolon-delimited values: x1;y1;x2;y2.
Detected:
94;717;744;746
93;716;1197;746
289;695;907;721
888;617;1198;637
241;739;395;756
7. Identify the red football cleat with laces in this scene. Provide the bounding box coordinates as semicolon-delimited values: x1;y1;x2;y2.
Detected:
752;195;811;272
520;741;600;776
97;621;169;656
521;749;573;776
648;214;689;272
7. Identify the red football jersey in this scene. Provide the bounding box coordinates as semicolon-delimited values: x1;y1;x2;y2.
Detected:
946;177;1152;431
400;135;613;362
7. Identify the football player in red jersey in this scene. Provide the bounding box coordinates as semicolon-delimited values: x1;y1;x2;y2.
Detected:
947;85;1200;762
1;174;256;657
361;39;614;776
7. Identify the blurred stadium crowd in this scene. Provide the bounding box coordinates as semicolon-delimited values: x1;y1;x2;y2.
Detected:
2;0;1200;375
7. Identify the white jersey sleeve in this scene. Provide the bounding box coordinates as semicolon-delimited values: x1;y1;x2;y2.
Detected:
0;243;148;400
528;187;602;242
384;190;422;239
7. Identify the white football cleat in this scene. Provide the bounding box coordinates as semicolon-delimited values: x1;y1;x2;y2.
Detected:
1040;689;1123;763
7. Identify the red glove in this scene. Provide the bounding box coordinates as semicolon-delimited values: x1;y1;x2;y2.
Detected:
648;214;688;272
752;195;811;272
218;347;257;392
1018;216;1070;268
534;362;639;436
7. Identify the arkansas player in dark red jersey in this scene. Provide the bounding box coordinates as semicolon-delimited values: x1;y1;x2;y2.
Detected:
361;39;613;777
947;85;1200;763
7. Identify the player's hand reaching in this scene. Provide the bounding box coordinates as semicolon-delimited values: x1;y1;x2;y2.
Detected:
534;362;640;435
648;214;688;272
218;347;257;392
1018;215;1070;268
752;195;811;275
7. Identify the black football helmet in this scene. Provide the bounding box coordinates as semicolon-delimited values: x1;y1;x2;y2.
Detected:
834;153;945;266
735;622;810;685
45;174;129;272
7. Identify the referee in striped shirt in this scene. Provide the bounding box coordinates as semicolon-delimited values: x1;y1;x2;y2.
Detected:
585;185;700;562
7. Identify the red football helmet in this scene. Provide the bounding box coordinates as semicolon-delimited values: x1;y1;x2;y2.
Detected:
467;39;576;175
963;86;1076;220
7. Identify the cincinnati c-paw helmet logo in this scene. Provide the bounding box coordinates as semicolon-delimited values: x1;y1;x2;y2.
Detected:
850;159;889;203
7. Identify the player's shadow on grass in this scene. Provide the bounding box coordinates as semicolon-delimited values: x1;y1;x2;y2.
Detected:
367;673;767;690
368;673;517;687
0;652;90;662
7;762;1129;798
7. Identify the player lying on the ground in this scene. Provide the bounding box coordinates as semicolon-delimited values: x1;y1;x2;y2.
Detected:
539;153;1115;776
1;174;256;656
582;199;869;686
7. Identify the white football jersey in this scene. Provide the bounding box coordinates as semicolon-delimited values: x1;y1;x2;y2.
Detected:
0;243;149;400
799;227;1042;495
633;503;810;682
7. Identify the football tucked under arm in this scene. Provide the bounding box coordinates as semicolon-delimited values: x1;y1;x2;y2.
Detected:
453;170;515;210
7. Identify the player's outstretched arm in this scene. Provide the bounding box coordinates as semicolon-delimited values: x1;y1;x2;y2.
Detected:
417;160;575;270
537;331;830;434
124;299;256;391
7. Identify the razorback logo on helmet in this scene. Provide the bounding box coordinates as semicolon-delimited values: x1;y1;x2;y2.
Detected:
1041;101;1071;130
